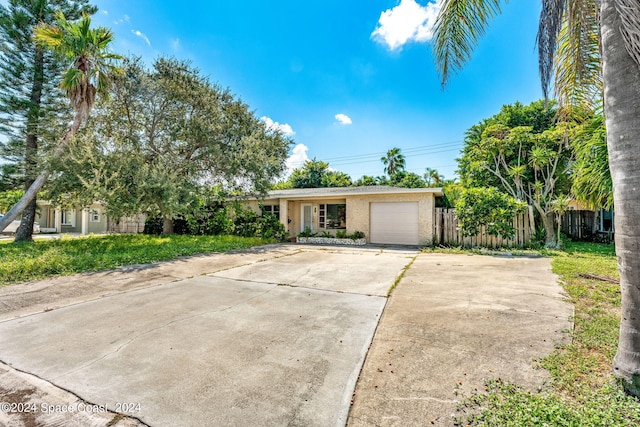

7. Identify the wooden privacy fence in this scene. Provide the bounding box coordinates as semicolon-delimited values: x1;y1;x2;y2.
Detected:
560;210;597;240
433;208;533;248
107;214;147;234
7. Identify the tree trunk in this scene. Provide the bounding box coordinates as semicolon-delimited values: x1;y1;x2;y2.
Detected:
0;110;83;233
14;198;37;242
542;212;556;248
602;0;640;396
528;205;536;237
162;217;174;234
533;202;557;247
15;47;45;243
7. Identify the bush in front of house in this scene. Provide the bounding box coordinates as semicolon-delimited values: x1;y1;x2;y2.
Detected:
143;216;164;235
143;202;286;241
253;212;287;240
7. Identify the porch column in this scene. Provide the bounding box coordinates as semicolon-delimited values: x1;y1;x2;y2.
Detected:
279;199;288;233
81;209;89;235
54;209;62;233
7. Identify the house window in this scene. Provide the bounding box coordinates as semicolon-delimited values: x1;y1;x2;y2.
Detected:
599;208;614;232
61;210;75;226
90;209;101;222
319;204;346;229
261;205;280;219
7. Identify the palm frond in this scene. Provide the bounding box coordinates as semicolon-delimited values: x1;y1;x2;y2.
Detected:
616;0;640;69
553;0;601;119
33;24;64;49
432;0;504;87
60;68;85;91
571;116;611;209
538;0;567;98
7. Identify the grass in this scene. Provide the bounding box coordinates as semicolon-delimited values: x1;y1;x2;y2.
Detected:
387;255;417;296
454;240;640;426
2;235;637;425
0;234;273;287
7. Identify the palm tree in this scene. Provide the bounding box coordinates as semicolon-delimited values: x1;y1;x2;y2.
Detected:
0;11;121;233
432;0;640;396
381;147;406;177
424;167;444;187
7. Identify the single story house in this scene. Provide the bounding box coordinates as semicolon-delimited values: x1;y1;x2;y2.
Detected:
36;201;108;234
243;186;443;246
35;201;146;234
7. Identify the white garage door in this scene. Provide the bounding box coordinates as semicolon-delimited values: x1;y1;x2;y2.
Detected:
370;202;419;245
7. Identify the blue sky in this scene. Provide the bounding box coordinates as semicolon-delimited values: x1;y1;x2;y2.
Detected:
24;0;546;181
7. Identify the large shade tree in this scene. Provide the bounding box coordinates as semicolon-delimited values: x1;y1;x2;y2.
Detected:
49;57;292;233
433;0;640;396
0;0;96;241
0;10;121;233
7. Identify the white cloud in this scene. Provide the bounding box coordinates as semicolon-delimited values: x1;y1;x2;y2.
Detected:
101;10;109;15
371;0;442;50
114;14;130;25
334;113;352;125
261;116;295;136
132;30;151;46
286;143;310;172
171;38;181;51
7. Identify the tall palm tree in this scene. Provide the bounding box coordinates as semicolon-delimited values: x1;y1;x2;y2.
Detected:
381;147;406;177
1;0;96;243
432;0;640;396
0;11;121;233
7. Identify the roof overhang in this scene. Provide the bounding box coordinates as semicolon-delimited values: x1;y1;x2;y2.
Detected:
241;186;444;200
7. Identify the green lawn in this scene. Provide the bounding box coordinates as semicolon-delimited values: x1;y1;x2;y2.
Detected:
456;241;640;426
0;234;273;287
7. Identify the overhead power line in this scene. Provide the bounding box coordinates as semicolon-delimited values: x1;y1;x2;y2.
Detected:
358;164;458;177
321;140;463;164
329;147;461;167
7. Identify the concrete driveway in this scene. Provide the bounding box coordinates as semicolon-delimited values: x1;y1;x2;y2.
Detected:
0;245;417;426
347;253;572;426
0;245;571;427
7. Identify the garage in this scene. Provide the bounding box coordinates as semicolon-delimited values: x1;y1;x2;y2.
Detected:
370;202;419;245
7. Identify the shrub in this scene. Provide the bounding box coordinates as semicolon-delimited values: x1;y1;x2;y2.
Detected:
183;201;232;235
455;187;526;238
231;205;259;237
350;231;365;239
298;227;316;237
254;213;286;240
142;202;287;241
143;216;163;235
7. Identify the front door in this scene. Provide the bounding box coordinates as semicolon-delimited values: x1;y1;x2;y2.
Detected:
301;204;313;232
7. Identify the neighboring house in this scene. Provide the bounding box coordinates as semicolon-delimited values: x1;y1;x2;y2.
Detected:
35;201;146;235
597;208;614;233
243;186;443;246
36;201;108;234
566;200;614;232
